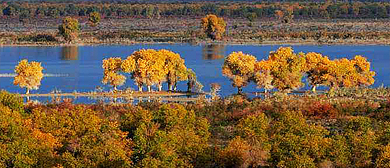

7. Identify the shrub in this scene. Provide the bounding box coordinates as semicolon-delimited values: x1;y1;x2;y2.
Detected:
376;144;390;168
236;112;270;166
31;106;132;167
340;116;377;167
269;111;331;167
0;90;24;113
0;104;58;167
217;136;251;168
123;104;210;167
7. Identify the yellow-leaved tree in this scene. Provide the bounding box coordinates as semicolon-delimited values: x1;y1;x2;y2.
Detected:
305;52;333;92
201;14;226;40
351;55;375;87
267;47;306;92
102;57;126;91
161;49;188;91
127;49;166;92
222;51;257;94
13;59;44;94
254;60;274;93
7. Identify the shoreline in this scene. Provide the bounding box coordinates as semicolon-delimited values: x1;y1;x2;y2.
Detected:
1;39;390;47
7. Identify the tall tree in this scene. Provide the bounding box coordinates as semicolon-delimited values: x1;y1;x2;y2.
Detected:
161;49;187;91
13;59;44;94
201;14;226;40
305;52;332;92
267;47;306;92
222;51;257;94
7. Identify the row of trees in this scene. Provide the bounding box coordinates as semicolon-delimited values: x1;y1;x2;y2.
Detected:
222;47;375;94
2;2;390;20
102;49;200;92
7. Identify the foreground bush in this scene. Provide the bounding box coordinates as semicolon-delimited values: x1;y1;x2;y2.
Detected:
31;105;132;167
121;104;210;167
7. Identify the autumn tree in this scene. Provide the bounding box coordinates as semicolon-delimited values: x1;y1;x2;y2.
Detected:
126;49;166;92
201;14;226;40
222;51;257;94
254;60;274;93
161;49;188;91
102;57;126;91
305;52;333;92
88;11;101;27
351;55;375;87
13;59;44;94
58;16;80;42
267;47;306;92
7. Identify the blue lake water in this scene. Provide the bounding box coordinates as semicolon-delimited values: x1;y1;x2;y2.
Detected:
0;44;389;102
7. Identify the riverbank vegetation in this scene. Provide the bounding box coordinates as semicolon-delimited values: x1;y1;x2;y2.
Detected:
1;86;390;167
2;1;390;45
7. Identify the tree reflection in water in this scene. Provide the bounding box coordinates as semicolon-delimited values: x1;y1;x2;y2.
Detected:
202;44;225;60
61;46;79;60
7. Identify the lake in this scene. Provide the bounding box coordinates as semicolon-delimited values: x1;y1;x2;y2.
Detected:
0;44;389;103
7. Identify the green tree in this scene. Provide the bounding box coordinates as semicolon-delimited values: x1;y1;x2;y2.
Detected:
88;11;101;27
58;16;80;42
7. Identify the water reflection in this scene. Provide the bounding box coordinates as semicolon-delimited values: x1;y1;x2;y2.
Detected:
61;46;79;60
202;44;225;60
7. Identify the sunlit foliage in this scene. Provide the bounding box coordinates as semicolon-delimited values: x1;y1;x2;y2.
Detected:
201;14;226;40
121;104;210;167
269;111;331;167
161;49;188;91
58;16;80;42
0;104;59;167
267;47;306;92
305;52;332;92
32;106;133;167
13;59;44;94
222;51;257;94
102;57;126;90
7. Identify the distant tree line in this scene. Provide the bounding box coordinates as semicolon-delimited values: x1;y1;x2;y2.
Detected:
2;1;390;19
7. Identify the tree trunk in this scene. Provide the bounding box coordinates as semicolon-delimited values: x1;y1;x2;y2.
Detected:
138;85;143;92
114;85;117;91
311;85;317;93
158;83;162;92
26;88;30;94
147;85;151;92
173;82;177;91
237;87;243;95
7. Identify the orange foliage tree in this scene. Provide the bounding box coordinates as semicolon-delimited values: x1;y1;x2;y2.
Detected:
161;49;188;91
13;59;44;94
201;14;226;40
0;104;59;167
102;57;126;91
305;52;333;92
222;51;257;94
266;47;306;92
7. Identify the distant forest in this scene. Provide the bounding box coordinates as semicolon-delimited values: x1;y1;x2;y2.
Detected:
1;0;390;19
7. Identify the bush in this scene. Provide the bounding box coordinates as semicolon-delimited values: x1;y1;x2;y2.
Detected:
340;116;377;167
122;103;210;167
269;111;331;167
376;144;390;168
236;113;270;166
31;105;132;167
217;136;251;168
0;104;58;167
0;90;24;113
